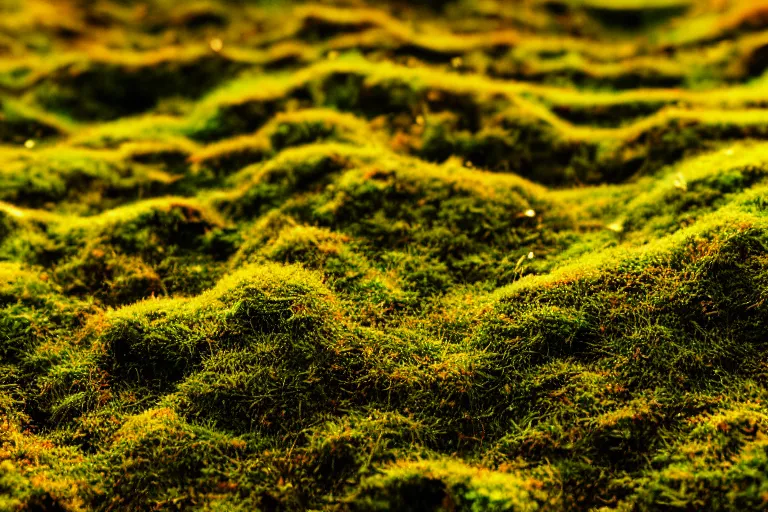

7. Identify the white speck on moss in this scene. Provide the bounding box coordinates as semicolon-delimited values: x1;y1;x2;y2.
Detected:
673;172;687;191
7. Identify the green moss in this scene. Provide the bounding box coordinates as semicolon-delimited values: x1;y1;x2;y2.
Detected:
89;408;260;511
34;51;247;121
2;0;768;509
94;263;340;388
631;435;768;510
346;458;553;511
481;219;768;389
0;99;71;144
0;147;180;214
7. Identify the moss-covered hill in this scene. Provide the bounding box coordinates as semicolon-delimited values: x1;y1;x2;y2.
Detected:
2;0;768;509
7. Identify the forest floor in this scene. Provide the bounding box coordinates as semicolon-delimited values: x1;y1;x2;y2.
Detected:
2;0;768;510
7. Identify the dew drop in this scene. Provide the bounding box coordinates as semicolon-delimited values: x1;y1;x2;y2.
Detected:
209;38;223;52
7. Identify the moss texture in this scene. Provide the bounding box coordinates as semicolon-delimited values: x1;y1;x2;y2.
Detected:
2;0;768;510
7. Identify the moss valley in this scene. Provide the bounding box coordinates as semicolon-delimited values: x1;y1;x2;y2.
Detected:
2;0;768;510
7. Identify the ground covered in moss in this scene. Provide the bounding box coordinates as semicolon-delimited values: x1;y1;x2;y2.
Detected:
1;0;768;510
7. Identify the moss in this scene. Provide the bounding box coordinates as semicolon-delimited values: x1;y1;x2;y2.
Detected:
53;199;227;262
0;420;89;511
0;459;72;512
619;144;768;237
2;0;768;510
0;99;71;144
53;248;165;306
34;50;248;121
190;108;376;174
93;263;340;389
217;143;354;219
345;458;554;511
89;408;260;511
630;436;768;510
172;341;338;434
0;147;178;214
480;219;768;390
32;200;237;302
300;411;435;485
